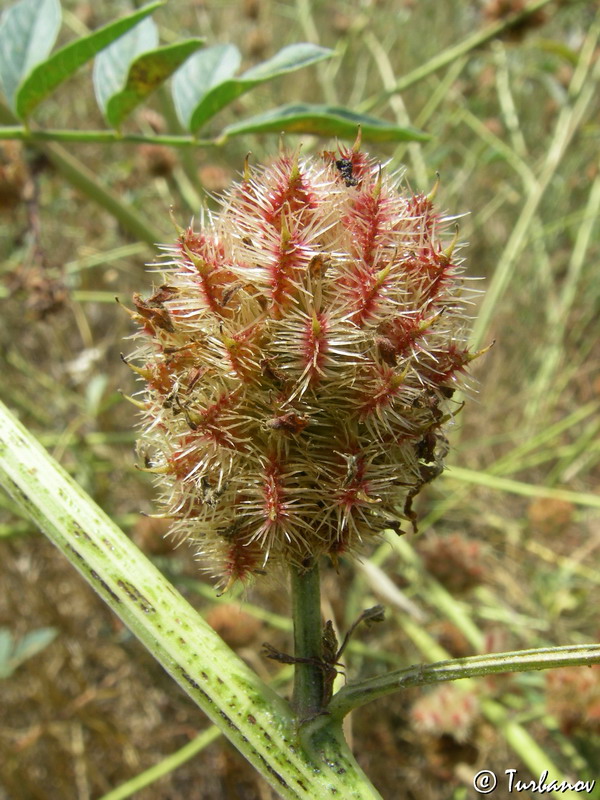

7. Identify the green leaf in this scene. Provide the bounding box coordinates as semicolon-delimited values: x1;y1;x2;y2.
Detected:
172;43;241;131
15;2;164;120
93;16;159;115
93;17;204;128
222;104;430;143
11;627;57;667
241;43;332;81
104;40;205;128
0;630;13;678
173;43;333;133
0;626;57;679
0;0;61;108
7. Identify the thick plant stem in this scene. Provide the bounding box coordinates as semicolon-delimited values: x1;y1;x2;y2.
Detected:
291;559;324;718
0;399;384;800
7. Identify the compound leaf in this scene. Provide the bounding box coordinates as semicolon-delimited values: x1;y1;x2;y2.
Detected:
173;43;332;133
15;1;163;119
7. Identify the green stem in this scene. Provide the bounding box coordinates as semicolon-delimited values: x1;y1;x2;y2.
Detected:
99;727;221;800
444;465;600;510
0;125;216;148
39;142;163;246
0;103;164;247
328;643;600;720
291;559;324;718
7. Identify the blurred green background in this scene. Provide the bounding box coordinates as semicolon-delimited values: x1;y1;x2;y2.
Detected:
1;1;599;798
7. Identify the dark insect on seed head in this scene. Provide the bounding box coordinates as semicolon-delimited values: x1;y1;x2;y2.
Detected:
335;157;359;187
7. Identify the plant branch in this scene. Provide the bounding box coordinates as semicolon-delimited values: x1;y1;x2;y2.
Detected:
39;142;165;247
328;643;600;720
0;125;216;148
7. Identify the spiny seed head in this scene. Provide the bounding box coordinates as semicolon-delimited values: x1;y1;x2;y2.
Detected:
126;144;483;591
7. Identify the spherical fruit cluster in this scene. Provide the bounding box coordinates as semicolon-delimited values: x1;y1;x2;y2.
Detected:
126;142;480;590
410;684;480;742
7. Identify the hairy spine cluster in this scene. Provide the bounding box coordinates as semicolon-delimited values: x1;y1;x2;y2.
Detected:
126;142;481;590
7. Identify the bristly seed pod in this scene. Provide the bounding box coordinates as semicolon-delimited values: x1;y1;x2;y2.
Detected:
126;141;483;591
